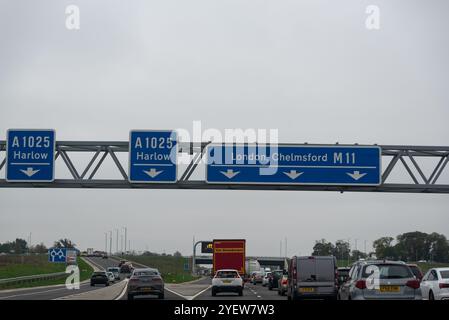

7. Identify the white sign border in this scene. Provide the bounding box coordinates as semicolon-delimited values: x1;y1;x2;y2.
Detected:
5;128;56;183
205;144;382;186
128;129;178;184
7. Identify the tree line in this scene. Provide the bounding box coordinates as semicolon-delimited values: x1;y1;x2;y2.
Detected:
312;231;449;263
0;238;77;254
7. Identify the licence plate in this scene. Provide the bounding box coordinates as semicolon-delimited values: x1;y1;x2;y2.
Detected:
299;287;315;293
379;286;400;293
222;280;232;284
141;287;152;292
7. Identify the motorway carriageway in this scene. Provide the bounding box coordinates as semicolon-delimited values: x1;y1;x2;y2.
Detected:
0;257;124;300
0;257;286;300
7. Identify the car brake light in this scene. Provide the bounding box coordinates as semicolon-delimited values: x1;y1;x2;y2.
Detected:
355;280;366;289
406;280;420;289
439;283;449;289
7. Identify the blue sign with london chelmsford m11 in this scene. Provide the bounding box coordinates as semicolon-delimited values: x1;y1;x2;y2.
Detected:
206;145;381;186
6;129;56;182
129;130;178;183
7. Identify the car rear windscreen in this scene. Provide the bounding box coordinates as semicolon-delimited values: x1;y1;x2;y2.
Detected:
440;271;449;279
217;271;238;278
362;264;413;279
409;266;421;278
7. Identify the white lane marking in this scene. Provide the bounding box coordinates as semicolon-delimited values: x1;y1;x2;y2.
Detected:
114;279;129;300
189;285;212;300
55;279;127;300
0;257;118;300
0;283;89;300
164;287;188;299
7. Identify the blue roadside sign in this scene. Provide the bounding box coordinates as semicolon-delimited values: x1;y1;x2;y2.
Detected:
206;144;381;186
6;129;56;182
48;248;67;263
128;130;177;183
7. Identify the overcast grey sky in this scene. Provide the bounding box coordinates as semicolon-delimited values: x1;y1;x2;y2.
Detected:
1;0;448;256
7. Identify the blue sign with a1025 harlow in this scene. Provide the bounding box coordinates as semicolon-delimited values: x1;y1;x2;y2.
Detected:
128;130;178;183
6;129;56;182
206;145;381;186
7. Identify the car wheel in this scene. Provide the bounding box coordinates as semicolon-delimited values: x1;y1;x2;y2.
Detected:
128;294;133;300
159;293;165;299
212;289;216;297
429;291;435;300
90;283;94;287
106;282;109;286
268;286;272;291
238;289;243;296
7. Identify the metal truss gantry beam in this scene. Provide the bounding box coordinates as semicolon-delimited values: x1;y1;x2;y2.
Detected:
0;141;448;193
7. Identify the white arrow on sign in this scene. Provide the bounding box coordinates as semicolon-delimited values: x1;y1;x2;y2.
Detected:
283;170;303;180
143;168;163;178
20;167;40;177
346;171;367;181
220;169;240;179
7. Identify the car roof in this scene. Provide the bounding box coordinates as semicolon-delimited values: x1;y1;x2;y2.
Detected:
216;269;239;272
132;268;159;272
352;260;406;266
434;267;449;271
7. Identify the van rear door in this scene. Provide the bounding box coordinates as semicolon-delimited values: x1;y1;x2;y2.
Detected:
297;256;336;296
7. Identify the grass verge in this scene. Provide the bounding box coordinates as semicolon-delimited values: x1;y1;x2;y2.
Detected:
0;256;94;290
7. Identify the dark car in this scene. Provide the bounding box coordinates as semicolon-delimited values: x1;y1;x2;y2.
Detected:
118;260;127;267
127;268;164;300
90;271;110;286
120;263;133;274
337;267;351;288
268;270;284;290
407;264;424;282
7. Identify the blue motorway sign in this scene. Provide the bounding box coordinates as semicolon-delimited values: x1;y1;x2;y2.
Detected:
48;248;67;263
6;129;56;182
206;145;381;186
129;130;177;183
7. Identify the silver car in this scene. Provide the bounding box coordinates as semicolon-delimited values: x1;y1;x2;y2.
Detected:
127;268;164;300
106;271;115;283
107;267;120;280
338;260;422;300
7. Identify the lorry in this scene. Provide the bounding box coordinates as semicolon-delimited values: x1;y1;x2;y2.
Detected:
86;248;94;257
245;259;262;279
213;239;246;277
